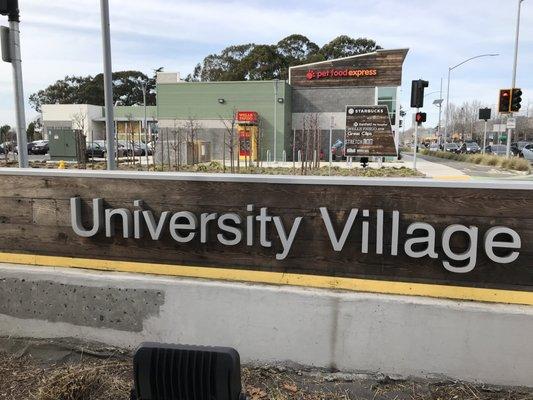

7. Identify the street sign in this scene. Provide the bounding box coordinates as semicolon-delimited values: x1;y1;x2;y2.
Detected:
493;124;506;133
344;105;397;157
507;118;516;129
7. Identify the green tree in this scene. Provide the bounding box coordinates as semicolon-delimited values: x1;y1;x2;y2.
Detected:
29;70;158;112
242;45;285;80
320;36;381;60
185;63;202;82
277;34;321;78
191;34;381;82
1;124;11;137
200;44;255;81
26;121;36;141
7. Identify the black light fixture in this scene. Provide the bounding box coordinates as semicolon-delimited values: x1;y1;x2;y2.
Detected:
277;97;284;103
218;98;225;104
132;342;245;400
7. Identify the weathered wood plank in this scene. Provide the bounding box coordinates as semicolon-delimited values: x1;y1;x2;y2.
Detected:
0;173;531;293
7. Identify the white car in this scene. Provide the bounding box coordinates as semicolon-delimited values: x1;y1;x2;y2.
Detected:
522;147;533;162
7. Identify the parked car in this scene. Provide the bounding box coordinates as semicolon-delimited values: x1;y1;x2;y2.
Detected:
428;143;439;152
513;141;532;157
86;142;106;159
485;144;508;156
137;142;153;156
93;140;126;157
522;146;533;162
14;141;34;155
331;139;344;161
29;140;49;155
459;141;480;154
442;143;460;153
118;140;142;156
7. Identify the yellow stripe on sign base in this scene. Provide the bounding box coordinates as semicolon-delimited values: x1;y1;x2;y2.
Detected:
0;251;532;306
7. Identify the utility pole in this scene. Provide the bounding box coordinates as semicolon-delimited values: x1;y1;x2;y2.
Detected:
437;78;443;142
506;0;525;158
1;0;28;167
273;79;278;162
142;82;149;169
100;0;115;170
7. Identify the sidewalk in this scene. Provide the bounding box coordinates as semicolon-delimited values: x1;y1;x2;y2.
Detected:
402;154;470;180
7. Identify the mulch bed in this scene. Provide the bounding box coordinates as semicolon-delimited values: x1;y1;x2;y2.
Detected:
1;340;532;400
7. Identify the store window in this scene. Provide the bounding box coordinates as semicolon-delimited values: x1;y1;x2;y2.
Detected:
377;87;397;125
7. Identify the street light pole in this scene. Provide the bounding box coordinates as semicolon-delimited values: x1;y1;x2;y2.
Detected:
438;78;443;141
273;79;278;162
100;0;116;170
444;53;499;142
506;0;525;158
142;82;149;169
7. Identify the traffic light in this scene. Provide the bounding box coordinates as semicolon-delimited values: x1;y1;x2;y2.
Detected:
510;88;522;112
410;79;429;108
498;89;511;113
0;0;8;14
415;112;426;125
0;0;19;21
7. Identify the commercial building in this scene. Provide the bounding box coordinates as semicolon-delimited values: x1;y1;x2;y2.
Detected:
40;48;408;162
41;104;158;142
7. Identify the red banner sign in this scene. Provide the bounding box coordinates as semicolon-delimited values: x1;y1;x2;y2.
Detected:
236;111;258;123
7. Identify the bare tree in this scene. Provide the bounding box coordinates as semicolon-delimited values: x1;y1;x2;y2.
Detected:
71;112;87;168
184;116;202;166
220;109;238;173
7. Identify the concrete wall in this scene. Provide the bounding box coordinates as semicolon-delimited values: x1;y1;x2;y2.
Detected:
1;263;532;388
42;104;103;139
291;87;375;114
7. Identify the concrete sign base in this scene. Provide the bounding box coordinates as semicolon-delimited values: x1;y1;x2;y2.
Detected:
1;263;532;388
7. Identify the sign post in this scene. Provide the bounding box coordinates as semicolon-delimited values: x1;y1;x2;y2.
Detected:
413;107;419;170
478;108;491;154
329;116;333;175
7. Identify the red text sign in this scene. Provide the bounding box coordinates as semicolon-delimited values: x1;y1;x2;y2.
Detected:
306;68;377;81
236;111;258;123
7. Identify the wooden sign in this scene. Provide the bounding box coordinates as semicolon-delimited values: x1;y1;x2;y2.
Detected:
289;49;408;88
345;105;397;157
0;170;532;305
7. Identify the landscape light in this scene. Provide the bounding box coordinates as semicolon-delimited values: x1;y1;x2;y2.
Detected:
132;343;244;400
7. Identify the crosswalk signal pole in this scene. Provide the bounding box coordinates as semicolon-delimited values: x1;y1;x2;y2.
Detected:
1;0;28;167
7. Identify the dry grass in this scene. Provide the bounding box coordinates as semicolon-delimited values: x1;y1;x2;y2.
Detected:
420;149;531;172
1;350;533;400
36;362;131;400
5;159;423;177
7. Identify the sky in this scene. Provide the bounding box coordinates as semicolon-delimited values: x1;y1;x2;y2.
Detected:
0;0;532;129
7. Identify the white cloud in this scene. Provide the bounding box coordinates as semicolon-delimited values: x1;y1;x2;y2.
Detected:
1;0;532;126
